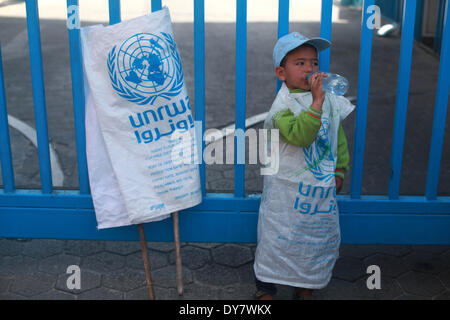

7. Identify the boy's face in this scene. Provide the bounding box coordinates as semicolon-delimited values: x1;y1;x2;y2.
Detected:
275;45;319;91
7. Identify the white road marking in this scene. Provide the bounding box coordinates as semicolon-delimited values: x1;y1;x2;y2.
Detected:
7;114;64;187
1;29;29;62
205;112;268;145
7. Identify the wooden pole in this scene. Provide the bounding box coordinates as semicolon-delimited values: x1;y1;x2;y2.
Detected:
172;211;183;295
138;223;155;300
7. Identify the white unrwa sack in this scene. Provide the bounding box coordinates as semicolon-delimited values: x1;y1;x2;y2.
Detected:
81;8;202;228
254;83;355;288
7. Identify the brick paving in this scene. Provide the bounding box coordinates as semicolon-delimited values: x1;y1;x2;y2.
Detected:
0;239;449;300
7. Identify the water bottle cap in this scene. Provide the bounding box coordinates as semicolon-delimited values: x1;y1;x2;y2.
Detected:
306;71;320;81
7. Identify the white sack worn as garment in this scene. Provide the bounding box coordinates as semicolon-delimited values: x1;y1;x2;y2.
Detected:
254;83;354;289
82;8;202;229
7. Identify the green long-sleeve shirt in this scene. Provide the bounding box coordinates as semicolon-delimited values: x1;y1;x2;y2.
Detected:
272;89;349;179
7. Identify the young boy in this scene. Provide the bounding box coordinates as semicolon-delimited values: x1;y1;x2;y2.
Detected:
253;32;354;300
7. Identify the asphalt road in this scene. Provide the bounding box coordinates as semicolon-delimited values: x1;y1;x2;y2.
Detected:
0;0;449;196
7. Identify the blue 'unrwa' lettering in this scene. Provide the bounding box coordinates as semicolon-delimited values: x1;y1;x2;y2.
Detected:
150;203;165;211
294;197;337;215
130;97;194;144
298;181;334;199
295;182;337;215
129;96;191;127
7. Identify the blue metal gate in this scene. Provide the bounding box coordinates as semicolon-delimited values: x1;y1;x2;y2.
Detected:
0;0;449;244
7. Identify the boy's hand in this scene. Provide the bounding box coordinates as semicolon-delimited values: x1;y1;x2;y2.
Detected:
335;176;343;194
309;72;327;112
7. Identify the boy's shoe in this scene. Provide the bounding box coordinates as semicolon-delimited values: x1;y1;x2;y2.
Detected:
254;290;274;300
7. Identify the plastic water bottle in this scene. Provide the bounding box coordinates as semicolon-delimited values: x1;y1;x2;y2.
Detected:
306;72;349;96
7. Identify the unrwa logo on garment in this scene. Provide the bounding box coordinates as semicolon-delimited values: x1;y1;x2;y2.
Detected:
302;118;335;182
107;32;184;105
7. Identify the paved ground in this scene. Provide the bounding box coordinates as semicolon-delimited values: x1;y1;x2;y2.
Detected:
1;1;450;300
1;239;450;300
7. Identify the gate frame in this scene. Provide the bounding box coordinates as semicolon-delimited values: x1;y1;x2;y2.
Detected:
1;0;450;244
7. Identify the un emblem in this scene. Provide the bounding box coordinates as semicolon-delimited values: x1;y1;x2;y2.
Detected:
107;32;184;105
303;118;335;182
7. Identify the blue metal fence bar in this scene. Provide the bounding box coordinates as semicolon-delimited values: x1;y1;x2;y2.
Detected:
1;192;450;213
1;190;450;213
276;0;289;91
414;0;424;41
25;0;53;194
108;0;121;25
350;0;374;199
319;0;333;72
66;0;90;194
235;0;247;197
394;0;401;22
433;0;446;53
2;194;450;243
426;0;450;200
194;0;206;196
151;0;162;12
0;46;15;193
277;0;289;39
388;0;417;200
0;191;93;208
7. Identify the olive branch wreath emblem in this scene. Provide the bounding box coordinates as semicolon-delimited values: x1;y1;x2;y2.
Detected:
301;118;335;182
107;32;184;105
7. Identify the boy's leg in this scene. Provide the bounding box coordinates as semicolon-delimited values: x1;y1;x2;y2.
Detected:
293;287;314;300
254;276;277;300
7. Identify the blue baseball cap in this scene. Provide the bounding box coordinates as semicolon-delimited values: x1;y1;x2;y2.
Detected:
273;32;331;67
